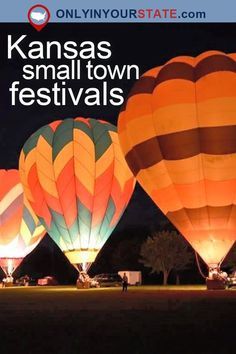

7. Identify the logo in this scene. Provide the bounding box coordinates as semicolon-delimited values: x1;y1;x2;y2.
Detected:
28;4;50;31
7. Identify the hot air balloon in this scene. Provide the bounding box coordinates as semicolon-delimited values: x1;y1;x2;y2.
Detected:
19;118;135;274
118;50;236;276
0;169;45;277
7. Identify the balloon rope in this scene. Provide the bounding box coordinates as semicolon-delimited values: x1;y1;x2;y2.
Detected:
195;251;207;279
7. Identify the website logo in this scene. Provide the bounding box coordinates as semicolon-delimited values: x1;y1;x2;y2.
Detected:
28;4;50;31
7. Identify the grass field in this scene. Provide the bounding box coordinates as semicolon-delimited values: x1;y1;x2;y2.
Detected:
0;285;235;354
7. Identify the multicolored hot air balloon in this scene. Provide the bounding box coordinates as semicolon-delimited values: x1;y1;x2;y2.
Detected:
19;117;135;273
118;50;236;274
0;169;45;276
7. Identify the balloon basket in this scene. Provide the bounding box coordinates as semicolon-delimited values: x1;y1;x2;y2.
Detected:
4;282;14;288
76;279;91;289
76;270;91;289
206;278;226;290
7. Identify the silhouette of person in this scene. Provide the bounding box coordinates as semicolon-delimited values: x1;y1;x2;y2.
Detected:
122;273;128;292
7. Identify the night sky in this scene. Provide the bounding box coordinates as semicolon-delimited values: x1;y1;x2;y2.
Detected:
1;23;236;279
1;23;236;228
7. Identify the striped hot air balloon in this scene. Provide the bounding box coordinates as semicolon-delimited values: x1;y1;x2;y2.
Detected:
118;50;236;273
0;169;45;276
19;117;135;272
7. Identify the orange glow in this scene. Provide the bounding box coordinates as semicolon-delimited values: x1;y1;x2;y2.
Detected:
0;170;46;275
118;51;236;267
0;258;23;276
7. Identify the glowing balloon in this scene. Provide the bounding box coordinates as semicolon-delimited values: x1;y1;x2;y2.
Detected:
19;117;135;272
0;169;45;276
118;50;236;270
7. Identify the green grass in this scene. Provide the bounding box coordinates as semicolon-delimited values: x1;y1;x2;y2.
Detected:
0;285;235;354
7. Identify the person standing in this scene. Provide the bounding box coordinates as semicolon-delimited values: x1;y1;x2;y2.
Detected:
122;272;128;292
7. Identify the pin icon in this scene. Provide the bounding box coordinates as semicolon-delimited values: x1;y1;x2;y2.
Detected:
28;4;50;31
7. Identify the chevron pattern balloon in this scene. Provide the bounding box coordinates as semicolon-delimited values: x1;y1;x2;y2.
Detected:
118;50;236;269
0;169;45;275
19;117;135;271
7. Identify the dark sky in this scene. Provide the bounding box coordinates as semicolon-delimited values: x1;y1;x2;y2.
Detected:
1;23;236;230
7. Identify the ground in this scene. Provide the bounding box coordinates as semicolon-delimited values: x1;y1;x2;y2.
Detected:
0;285;235;354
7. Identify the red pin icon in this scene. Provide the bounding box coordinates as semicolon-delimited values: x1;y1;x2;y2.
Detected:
28;4;50;31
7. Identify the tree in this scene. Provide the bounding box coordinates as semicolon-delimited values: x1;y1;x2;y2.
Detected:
139;230;193;285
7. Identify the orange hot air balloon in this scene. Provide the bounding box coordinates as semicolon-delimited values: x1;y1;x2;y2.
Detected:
0;170;45;277
19;117;135;273
118;50;236;273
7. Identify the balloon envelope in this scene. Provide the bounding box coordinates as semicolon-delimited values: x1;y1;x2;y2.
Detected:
118;50;236;268
19;117;135;271
0;169;45;275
